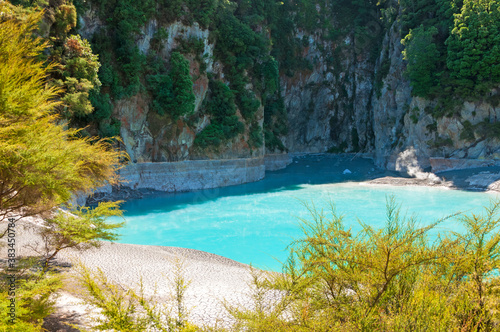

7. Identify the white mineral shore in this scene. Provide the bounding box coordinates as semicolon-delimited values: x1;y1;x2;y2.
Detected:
2;221;264;330
57;243;258;329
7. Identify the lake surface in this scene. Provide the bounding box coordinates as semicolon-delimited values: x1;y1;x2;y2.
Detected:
111;155;497;271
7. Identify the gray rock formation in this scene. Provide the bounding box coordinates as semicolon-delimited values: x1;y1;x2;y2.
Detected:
78;3;499;191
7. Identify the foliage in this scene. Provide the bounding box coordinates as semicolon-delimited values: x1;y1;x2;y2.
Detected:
150;27;169;52
53;34;102;120
0;267;62;332
460;118;500;141
402;26;441;97
89;0;154;99
147;52;195;119
225;198;500;331
214;10;266;121
374;53;391;98
0;10;122;221
33;202;124;273
263;92;287;152
400;0;500;109
195;80;244;148
0;6;127;332
460;120;475;141
157;0;218;28
83;0;294;148
248;122;263;149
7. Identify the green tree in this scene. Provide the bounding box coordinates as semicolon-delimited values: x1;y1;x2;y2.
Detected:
226;198;500;331
148;52;195;119
168;52;196;118
51;3;77;38
77;260;198;331
0;267;62;332
446;0;500;98
0;10;122;222
402;26;441;97
194;80;244;148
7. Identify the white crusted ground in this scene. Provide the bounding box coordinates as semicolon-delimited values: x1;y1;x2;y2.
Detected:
57;243;257;329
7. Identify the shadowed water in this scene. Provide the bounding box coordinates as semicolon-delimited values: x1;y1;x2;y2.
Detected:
111;155;497;271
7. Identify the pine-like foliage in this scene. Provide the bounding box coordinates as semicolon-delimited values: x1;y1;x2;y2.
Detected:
0;6;123;221
446;0;500;97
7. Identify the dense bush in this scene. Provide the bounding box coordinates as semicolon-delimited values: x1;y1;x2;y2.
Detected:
214;10;267;121
147;52;195;119
402;26;441;97
263;92;288;152
400;0;500;111
195;80;244;148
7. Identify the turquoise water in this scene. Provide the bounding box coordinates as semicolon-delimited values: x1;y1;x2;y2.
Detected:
111;155;497;271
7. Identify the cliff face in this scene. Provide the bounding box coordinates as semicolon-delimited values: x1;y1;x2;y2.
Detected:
80;10;264;164
281;32;374;154
279;8;499;170
79;2;499;173
370;19;500;169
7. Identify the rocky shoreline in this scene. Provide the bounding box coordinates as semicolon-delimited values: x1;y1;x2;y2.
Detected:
367;166;500;193
87;155;500;205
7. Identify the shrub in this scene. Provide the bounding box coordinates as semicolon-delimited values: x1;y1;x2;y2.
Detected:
77;259;198;331
226;198;500;331
194;80;244;148
147;52;195;119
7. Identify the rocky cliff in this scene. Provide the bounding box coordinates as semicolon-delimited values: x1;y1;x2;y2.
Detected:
77;0;499;180
277;4;500;170
80;11;264;164
370;9;500;170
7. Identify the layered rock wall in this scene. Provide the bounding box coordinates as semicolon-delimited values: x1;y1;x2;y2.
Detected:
264;154;292;171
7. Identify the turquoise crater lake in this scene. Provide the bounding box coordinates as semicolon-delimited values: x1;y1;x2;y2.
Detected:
111;155;497;271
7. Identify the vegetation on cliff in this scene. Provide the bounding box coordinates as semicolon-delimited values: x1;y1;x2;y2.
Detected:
401;0;500;107
5;0;499;154
2;0;500;329
223;199;500;331
69;0;387;153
